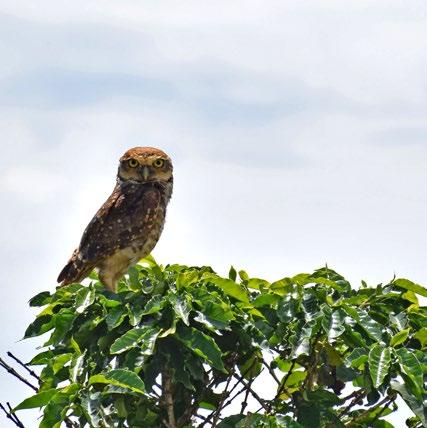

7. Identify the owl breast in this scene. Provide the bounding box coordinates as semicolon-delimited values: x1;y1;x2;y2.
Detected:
98;179;171;290
98;202;167;291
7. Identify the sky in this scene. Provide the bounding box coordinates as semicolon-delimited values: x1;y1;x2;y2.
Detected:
0;0;426;426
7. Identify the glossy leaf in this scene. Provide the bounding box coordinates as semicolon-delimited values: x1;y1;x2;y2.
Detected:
14;389;58;410
393;278;427;297
322;308;345;339
89;369;145;394
369;345;391;388
15;262;427;427
391;380;427;426
394;348;424;395
110;326;159;355
390;328;409;347
208;276;250;303
176;325;225;372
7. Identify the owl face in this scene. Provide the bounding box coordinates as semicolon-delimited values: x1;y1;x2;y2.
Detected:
118;147;173;183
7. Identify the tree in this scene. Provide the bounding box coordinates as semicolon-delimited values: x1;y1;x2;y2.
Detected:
1;257;426;427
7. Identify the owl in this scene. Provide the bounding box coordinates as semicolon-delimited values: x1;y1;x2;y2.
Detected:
57;147;173;292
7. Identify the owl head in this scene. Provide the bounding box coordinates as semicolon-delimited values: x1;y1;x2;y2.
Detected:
118;147;173;183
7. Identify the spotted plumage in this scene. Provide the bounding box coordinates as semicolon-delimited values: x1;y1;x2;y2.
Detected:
57;147;173;292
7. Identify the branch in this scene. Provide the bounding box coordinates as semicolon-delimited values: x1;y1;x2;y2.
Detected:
240;378;253;413
0;358;38;391
6;353;40;382
198;382;248;428
198;353;255;428
162;370;176;428
233;375;268;412
262;360;280;386
211;368;235;428
339;389;366;419
345;393;397;426
270;359;296;409
0;403;25;428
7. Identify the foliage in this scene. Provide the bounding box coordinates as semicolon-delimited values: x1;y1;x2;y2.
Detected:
11;257;427;427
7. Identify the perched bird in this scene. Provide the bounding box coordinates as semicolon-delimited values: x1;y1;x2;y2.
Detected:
57;147;173;292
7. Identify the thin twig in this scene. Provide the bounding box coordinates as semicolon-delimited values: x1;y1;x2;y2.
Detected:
339;389;366;419
240;378;253;413
198;354;261;428
0;403;25;428
211;369;235;428
271;359;295;409
0;358;38;391
6;403;25;428
262;360;280;385
341;389;364;402
233;375;268;412
7;353;41;381
198;383;248;428
346;394;397;426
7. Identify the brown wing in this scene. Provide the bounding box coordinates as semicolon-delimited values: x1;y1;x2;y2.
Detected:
57;182;161;284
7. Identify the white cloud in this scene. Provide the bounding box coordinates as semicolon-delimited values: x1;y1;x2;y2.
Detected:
1;167;65;202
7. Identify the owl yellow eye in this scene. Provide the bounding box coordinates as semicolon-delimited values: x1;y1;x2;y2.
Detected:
153;159;164;168
128;159;139;168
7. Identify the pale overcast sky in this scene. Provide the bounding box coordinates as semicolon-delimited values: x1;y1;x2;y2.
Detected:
1;1;426;426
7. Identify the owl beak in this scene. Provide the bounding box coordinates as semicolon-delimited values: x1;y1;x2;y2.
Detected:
141;166;150;181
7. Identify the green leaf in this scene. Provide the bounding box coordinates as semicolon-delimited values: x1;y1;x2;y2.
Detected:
28;350;54;366
291;322;314;358
195;301;234;330
142;295;165;315
391;380;427;426
346;347;368;368
29;291;51;307
345;307;383;342
322;308;345;340
52;353;73;374
246;278;270;290
277;298;298;323
48;309;76;345
297;403;321;428
228;266;237;281
252;293;280;308
283;370;307;387
39;385;79;428
393;278;427;297
368;344;391;388
217;415;246;428
110;326;160;354
127;304;144;326
106;306;128;330
238;270;249;281
14;389;58;410
176;325;226;372
389;312;408;330
75;287;95;313
176;269;200;290
394;348;424;395
413;327;427;347
127;266;141;290
23;315;53;338
170;294;192;325
238;350;263;380
208;276;250;303
390;328;409;347
89;369;145;394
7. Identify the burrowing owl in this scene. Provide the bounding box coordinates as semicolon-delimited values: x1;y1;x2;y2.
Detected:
57;147;173;292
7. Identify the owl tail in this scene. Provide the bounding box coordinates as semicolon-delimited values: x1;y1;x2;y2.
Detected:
57;249;91;285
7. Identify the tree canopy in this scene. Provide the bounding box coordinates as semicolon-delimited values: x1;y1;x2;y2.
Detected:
4;257;427;427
